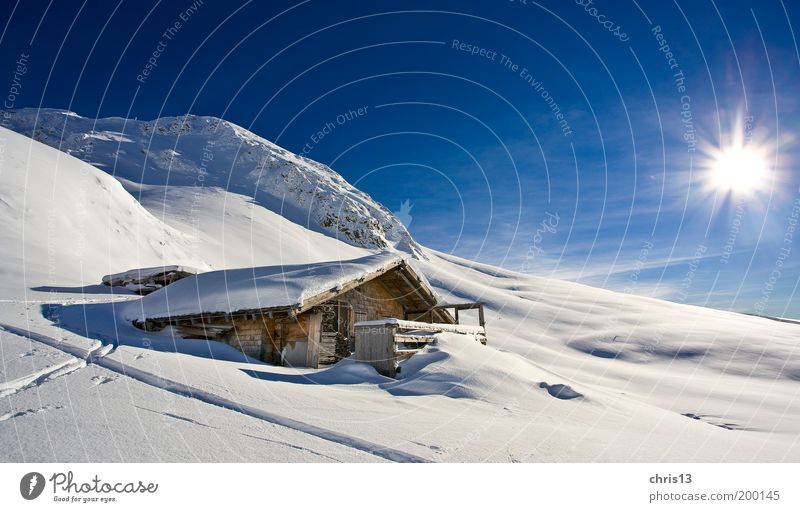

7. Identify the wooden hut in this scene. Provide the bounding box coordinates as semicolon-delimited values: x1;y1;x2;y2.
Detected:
129;254;460;368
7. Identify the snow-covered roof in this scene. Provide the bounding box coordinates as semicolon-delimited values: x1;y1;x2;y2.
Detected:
102;265;199;286
123;253;418;321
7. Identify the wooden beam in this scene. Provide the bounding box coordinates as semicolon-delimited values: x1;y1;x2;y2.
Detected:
141;306;294;325
176;325;232;339
437;302;484;310
395;269;433;308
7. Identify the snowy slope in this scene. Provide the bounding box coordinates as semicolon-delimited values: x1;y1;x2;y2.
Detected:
0;127;209;295
414;250;800;438
1;108;421;257
1;120;799;463
127;182;368;270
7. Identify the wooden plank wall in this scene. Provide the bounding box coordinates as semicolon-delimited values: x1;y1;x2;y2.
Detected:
354;324;398;377
333;279;405;323
220;317;274;359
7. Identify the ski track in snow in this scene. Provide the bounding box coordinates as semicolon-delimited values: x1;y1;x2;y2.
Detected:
0;323;429;463
0;404;65;423
0;358;86;398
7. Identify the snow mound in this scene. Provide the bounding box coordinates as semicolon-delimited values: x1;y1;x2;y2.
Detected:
244;357;392;386
538;382;583;400
387;332;585;405
1;108;422;256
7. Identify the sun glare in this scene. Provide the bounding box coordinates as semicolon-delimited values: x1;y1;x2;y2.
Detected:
711;146;768;193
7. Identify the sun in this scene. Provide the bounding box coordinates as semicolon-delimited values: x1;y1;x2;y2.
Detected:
710;146;768;194
697;111;775;202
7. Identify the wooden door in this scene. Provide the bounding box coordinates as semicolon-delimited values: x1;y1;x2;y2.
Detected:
320;302;353;364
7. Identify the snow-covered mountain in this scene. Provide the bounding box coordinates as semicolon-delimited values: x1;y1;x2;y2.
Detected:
1;108;422;258
1;120;799;463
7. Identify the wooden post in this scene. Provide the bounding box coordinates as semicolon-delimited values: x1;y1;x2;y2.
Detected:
306;311;322;368
279;322;288;365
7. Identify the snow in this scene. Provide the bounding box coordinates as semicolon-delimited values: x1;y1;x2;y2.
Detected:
0;337;382;462
123;253;403;321
0;127;210;296
84;130;133;143
1;119;800;462
356;318;486;340
358;318;483;330
0;329;75;394
127;183;370;270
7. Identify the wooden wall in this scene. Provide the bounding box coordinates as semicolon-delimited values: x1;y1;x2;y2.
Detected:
334;279;405;323
221;316;276;360
205;276;410;368
221;312;324;367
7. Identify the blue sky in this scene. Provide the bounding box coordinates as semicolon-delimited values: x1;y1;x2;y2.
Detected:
1;0;799;317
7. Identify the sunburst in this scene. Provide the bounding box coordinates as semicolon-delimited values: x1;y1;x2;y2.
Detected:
698;113;773;202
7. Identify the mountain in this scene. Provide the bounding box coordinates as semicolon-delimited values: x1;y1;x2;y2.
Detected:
0;108;422;258
1;116;799;463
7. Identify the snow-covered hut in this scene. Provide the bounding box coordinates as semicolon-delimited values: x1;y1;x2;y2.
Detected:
124;254;457;367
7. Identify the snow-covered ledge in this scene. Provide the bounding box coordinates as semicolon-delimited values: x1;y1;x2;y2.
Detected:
354;318;486;336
